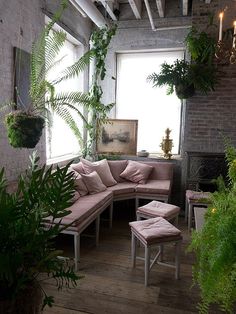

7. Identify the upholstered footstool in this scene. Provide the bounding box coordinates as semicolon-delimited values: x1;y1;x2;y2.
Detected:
136;200;180;226
129;217;182;286
185;190;211;231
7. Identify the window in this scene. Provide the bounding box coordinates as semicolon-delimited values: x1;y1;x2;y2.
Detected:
46;25;84;162
116;51;184;154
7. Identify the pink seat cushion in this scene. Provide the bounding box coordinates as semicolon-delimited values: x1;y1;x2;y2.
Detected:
186;190;211;202
81;171;107;194
70;162;86;175
129;217;182;245
137;200;180;218
120;160;153;184
108;160;128;183
80;158;117;187
135;180;170;195
107;182;137;196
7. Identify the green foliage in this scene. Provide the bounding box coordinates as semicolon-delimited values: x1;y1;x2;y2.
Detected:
0;153;79;309
189;142;236;313
5;111;45;148
1;0;95;149
185;27;217;65
85;25;117;158
147;59;217;99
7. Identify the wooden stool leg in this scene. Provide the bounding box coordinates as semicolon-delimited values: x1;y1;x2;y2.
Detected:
145;245;150;286
175;241;181;279
74;234;80;272
131;232;137;268
159;244;164;262
188;203;193;231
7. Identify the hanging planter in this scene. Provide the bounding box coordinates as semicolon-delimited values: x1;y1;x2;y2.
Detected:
175;83;195;99
5;111;45;148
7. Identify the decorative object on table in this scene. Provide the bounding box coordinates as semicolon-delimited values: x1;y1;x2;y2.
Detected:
1;0;95;149
160;128;173;159
215;11;236;64
0;153;79;313
137;150;149;157
96;119;138;155
189;140;236;313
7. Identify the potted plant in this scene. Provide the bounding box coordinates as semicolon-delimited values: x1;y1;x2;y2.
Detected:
1;0;94;149
0;153;79;313
189;142;236;313
147;59;217;100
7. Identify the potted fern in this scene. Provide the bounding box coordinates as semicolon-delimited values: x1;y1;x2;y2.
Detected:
2;0;94;148
189;142;236;313
0;153;79;313
147;59;217;100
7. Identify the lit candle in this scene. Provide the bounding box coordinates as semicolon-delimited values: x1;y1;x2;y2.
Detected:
233;21;236;48
219;12;224;41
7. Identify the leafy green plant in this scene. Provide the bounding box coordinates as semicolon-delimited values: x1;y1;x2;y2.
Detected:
189;141;236;313
185;27;217;65
0;153;79;312
147;59;217;99
85;25;117;158
1;0;95;148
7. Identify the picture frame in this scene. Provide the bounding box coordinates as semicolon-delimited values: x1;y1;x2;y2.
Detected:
97;119;138;155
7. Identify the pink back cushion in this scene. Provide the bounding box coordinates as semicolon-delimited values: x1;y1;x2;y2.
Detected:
80;158;117;187
74;174;88;196
107;160;128;183
81;171;107;194
71;190;80;203
70;162;86;175
142;162;173;181
120;160;153;184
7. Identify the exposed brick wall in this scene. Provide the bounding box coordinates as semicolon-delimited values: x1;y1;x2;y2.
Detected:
0;0;92;181
0;0;45;181
183;0;236;153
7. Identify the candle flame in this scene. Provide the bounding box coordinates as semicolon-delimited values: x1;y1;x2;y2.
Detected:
234;21;236;27
219;12;224;19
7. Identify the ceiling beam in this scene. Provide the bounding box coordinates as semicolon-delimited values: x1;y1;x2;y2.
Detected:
156;0;165;18
182;0;188;16
99;0;117;21
128;0;142;19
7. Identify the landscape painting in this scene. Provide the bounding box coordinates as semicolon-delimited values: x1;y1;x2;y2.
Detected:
97;119;138;155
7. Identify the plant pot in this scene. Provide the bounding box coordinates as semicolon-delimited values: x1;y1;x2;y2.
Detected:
5;111;45;148
0;282;43;314
175;83;195;99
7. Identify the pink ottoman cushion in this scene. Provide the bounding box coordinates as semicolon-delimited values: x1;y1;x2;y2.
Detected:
137;200;180;219
129;217;182;245
186;190;211;202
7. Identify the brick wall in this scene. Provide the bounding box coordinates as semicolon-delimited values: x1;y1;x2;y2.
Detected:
183;0;236;153
0;0;92;181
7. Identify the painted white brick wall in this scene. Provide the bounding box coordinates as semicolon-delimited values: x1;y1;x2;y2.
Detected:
0;0;46;181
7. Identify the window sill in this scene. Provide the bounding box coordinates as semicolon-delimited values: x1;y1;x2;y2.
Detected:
46;154;80;167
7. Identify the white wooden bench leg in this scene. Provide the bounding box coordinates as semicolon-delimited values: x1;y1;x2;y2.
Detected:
175;240;181;279
109;202;113;229
188;203;193;231
95;216;100;247
135;197;139;211
131;232;137;268
74;234;80;272
145;245;150;286
185;198;189;222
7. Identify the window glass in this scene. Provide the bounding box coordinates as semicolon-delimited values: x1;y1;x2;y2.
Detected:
116;51;184;154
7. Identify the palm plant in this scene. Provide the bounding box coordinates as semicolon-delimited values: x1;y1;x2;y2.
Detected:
2;0;95;148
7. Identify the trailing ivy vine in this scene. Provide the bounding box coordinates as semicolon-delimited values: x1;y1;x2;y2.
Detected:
85;25;117;158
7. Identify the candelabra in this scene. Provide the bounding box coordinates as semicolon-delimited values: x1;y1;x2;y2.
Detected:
215;12;236;64
160;128;173;160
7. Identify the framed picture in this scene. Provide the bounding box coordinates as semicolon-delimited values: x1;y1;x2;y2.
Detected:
97;119;138;155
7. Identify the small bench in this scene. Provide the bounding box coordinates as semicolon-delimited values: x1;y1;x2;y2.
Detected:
129;217;182;286
185;190;211;231
136;200;180;225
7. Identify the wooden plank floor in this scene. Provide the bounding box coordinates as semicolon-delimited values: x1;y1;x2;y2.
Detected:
43;206;224;314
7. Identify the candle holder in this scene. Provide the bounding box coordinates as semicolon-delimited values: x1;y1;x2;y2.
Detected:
215;40;236;64
160;128;173;160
